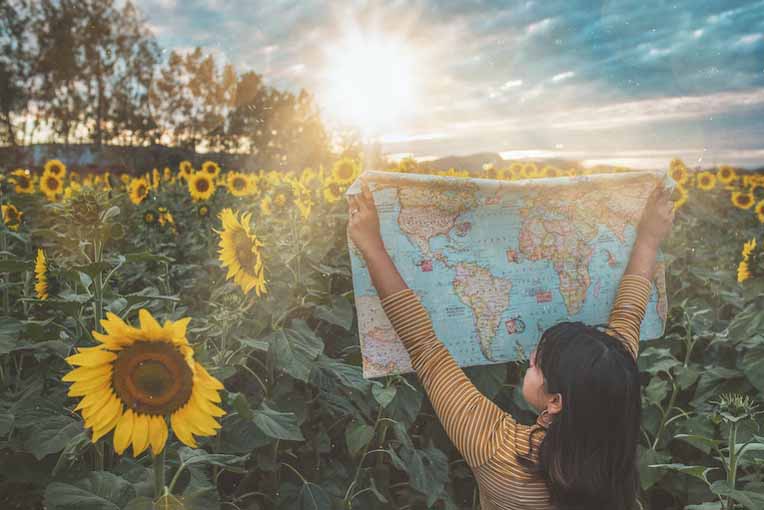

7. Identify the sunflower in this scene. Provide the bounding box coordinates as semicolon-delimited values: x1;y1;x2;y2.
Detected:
673;185;688;211
756;200;764;223
494;167;510;180
696;171;716;191
179;160;194;174
40;172;64;201
541;166;561;178
157;207;174;228
731;191;755;210
44;159;67;178
737;260;751;283
260;195;273;216
331;158;359;185
163;167;175;184
62;309;225;455
509;163;526;180
668;159;688;185
321;179;344;204
198;204;210;218
34;248;48;300
293;182;313;219
151;168;161;190
201;161;221;178
1;204;23;231
226;172;250;197
216;209;267;296
187;172;215;201
10;169;35;194
129;177;150;205
299;167;320;190
143;210;156;224
523;162;539;178
717;165;737;185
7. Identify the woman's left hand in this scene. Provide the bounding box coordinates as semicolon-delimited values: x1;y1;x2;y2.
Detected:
347;180;385;258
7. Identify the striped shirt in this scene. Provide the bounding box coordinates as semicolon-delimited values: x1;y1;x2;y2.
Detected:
379;274;654;510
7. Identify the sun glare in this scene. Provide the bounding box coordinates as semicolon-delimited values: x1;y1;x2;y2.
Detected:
320;30;420;137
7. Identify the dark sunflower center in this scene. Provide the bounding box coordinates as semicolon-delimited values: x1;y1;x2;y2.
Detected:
196;179;210;192
701;177;710;186
233;178;246;190
18;175;30;187
112;341;193;415
739;195;751;205
47;177;59;190
138;184;147;196
234;231;258;269
338;164;353;179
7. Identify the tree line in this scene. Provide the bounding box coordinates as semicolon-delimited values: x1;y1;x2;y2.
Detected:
0;0;333;169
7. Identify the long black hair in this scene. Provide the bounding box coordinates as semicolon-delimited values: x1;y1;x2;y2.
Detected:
517;321;642;510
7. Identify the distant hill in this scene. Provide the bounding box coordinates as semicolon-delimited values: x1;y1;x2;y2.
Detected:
422;152;585;173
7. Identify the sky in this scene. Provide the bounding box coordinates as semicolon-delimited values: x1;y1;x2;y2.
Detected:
134;0;764;169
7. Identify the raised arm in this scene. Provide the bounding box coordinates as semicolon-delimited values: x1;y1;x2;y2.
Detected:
608;181;675;359
347;182;509;469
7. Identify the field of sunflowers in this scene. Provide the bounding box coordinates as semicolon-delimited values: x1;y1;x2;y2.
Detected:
0;156;763;510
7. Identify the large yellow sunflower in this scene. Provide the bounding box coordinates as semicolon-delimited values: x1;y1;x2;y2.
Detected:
201;161;221;179
34;248;48;300
717;165;737;185
62;310;225;455
731;191;755;210
128;177;150;205
188;172;216;201
1;204;23;231
40;172;64;201
216;209;267;296
696;171;716;191
668;159;688;185
10;169;35;194
226;171;251;197
331;158;359;185
44;159;67;178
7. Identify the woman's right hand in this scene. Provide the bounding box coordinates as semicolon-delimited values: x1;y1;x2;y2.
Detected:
636;182;675;247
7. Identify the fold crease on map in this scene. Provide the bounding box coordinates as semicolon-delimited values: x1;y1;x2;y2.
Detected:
347;170;671;379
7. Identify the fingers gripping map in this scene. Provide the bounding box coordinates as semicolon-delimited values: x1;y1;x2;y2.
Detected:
347;170;669;379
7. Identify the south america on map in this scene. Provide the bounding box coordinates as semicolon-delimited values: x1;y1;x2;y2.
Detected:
347;170;669;379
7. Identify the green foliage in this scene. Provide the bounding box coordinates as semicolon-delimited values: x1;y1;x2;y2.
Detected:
0;164;763;510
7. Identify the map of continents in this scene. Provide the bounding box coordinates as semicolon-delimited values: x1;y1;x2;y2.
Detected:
348;170;668;379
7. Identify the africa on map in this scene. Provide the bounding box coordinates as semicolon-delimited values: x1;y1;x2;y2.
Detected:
347;170;669;379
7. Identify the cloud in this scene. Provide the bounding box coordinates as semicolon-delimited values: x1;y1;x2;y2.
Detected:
526;17;555;35
501;80;523;90
737;33;763;45
551;71;575;83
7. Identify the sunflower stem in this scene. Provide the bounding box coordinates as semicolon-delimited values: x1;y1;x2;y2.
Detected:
154;448;167;499
1;231;9;314
94;441;104;471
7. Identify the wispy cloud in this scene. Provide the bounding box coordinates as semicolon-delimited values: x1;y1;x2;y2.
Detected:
550;71;575;83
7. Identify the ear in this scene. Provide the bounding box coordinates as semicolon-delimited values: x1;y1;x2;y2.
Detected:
547;393;563;416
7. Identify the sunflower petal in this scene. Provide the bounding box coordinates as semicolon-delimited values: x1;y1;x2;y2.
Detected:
66;349;117;367
91;404;122;443
149;415;168;455
132;413;150;457
67;376;112;397
113;409;135;455
138;309;163;339
171;407;197;448
62;364;112;382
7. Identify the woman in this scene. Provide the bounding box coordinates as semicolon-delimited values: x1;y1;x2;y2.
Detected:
347;179;675;510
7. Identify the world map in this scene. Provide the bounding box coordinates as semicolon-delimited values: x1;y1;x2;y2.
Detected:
347;170;669;379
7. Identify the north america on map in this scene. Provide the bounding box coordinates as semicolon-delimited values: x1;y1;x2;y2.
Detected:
347;170;669;379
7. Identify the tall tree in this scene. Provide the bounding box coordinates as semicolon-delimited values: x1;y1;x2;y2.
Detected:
0;0;33;146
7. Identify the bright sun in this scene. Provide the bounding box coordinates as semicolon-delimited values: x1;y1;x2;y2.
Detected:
320;30;419;136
